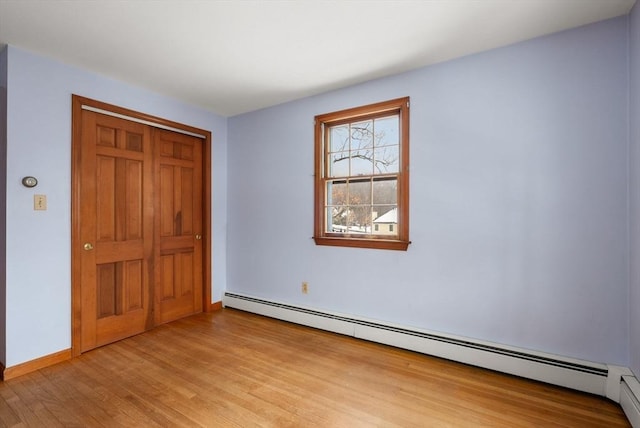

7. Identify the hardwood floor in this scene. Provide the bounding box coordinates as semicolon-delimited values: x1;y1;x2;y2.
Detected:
0;308;630;427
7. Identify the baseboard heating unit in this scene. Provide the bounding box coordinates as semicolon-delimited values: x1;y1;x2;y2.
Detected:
621;376;640;427
223;292;640;427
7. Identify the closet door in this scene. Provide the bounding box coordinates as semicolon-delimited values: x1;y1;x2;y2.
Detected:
154;129;204;324
78;110;154;352
73;96;209;354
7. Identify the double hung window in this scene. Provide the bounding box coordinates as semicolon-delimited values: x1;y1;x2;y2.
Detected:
313;97;410;250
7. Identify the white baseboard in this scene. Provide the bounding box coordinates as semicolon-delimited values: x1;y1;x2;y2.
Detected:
223;292;610;395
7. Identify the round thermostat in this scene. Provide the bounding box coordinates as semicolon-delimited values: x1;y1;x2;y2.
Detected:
22;176;38;188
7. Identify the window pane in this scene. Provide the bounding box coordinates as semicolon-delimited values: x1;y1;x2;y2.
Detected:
351;120;373;151
348;205;372;233
328;181;347;206
351;150;373;176
373;179;397;204
348;180;371;205
329;151;349;177
372;206;398;236
373;146;399;173
329;125;349;152
374;116;399;146
328;206;347;232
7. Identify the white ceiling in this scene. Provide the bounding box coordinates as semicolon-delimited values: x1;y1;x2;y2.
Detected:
0;0;636;117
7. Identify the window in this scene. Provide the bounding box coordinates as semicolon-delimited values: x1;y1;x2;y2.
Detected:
314;97;410;250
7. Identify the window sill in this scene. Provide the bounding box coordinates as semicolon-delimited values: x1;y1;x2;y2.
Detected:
313;236;410;251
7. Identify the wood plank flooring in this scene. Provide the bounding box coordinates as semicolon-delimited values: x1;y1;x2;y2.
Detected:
0;308;630;427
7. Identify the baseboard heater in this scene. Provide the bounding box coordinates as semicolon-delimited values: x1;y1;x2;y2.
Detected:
621;376;640;427
223;291;640;426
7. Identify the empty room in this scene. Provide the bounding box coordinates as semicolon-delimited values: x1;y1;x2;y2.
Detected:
0;0;640;426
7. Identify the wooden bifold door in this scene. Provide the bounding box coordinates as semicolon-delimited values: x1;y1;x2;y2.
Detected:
72;96;211;354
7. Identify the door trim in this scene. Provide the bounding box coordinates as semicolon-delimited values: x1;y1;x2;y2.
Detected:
71;95;213;357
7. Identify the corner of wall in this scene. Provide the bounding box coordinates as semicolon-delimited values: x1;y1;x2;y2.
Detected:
0;44;8;368
629;0;640;381
608;365;635;401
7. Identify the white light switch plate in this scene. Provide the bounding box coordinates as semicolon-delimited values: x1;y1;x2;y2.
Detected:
34;194;47;210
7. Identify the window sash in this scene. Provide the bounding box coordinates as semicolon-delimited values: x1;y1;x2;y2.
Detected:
324;176;399;238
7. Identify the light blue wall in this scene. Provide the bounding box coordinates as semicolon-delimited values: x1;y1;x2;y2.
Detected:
4;46;228;367
228;17;630;365
629;2;640;378
0;45;7;367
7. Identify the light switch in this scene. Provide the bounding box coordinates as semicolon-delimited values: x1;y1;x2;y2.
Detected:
34;194;47;210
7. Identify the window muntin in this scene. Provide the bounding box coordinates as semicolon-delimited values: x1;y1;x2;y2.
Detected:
314;97;409;251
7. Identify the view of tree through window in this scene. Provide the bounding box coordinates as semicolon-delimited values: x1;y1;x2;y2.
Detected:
327;116;399;235
314;97;410;251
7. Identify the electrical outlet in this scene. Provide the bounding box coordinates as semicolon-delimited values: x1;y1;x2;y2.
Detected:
302;282;308;294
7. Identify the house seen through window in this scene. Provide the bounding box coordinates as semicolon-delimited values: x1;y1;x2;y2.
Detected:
313;97;410;250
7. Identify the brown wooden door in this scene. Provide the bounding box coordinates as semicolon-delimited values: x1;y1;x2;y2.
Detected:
154;129;203;324
79;110;154;352
75;99;207;354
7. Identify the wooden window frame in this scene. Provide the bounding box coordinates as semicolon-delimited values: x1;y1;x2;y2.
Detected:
313;97;410;251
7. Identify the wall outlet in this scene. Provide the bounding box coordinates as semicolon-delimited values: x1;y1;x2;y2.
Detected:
302;282;308;294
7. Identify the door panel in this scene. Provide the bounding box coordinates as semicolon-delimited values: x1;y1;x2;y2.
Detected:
154;129;203;325
79;111;153;352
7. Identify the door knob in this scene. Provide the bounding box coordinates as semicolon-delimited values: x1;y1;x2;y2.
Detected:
195;234;202;240
83;242;94;251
